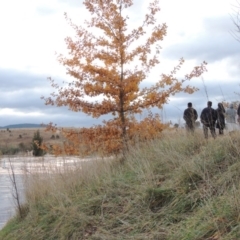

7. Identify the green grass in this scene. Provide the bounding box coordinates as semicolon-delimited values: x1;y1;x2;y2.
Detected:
1;130;240;239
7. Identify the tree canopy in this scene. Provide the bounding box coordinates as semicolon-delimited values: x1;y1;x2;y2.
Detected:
43;0;207;158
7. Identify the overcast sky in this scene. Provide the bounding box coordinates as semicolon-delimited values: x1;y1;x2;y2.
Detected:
1;0;240;127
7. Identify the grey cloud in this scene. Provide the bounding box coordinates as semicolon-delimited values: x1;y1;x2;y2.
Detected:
225;56;240;78
0;68;65;111
162;15;240;62
1;90;47;110
172;80;240;104
0;68;113;127
0;68;51;91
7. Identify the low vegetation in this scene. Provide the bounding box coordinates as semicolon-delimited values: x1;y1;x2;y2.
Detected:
0;129;240;239
0;128;63;156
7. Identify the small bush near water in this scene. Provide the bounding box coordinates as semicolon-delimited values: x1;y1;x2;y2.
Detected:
1;130;240;239
32;130;45;156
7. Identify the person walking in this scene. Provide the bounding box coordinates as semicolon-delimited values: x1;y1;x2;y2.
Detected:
226;103;237;131
237;103;240;125
200;101;217;139
216;103;225;135
183;102;198;133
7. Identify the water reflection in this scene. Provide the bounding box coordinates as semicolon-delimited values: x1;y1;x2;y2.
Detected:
0;155;90;230
0;158;25;229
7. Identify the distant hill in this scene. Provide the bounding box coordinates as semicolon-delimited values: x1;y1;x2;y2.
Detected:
0;123;45;129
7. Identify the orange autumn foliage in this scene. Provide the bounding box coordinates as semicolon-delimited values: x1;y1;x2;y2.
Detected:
42;0;207;158
43;113;167;157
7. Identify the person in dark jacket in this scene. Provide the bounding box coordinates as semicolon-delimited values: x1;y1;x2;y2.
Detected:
216;103;225;135
237;103;240;125
183;102;198;133
200;101;217;139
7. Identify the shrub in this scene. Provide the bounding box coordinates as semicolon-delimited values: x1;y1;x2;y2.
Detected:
0;147;20;155
32;130;44;156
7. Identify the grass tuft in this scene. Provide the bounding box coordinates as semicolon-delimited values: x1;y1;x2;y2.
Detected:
1;129;240;239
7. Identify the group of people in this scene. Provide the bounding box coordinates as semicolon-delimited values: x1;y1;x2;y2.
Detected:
183;101;240;139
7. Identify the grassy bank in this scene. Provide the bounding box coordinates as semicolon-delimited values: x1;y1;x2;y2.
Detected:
0;130;240;239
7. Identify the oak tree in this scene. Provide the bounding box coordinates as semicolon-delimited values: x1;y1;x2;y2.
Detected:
43;0;207;158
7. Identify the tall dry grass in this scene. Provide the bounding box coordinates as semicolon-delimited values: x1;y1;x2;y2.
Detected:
1;129;240;239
